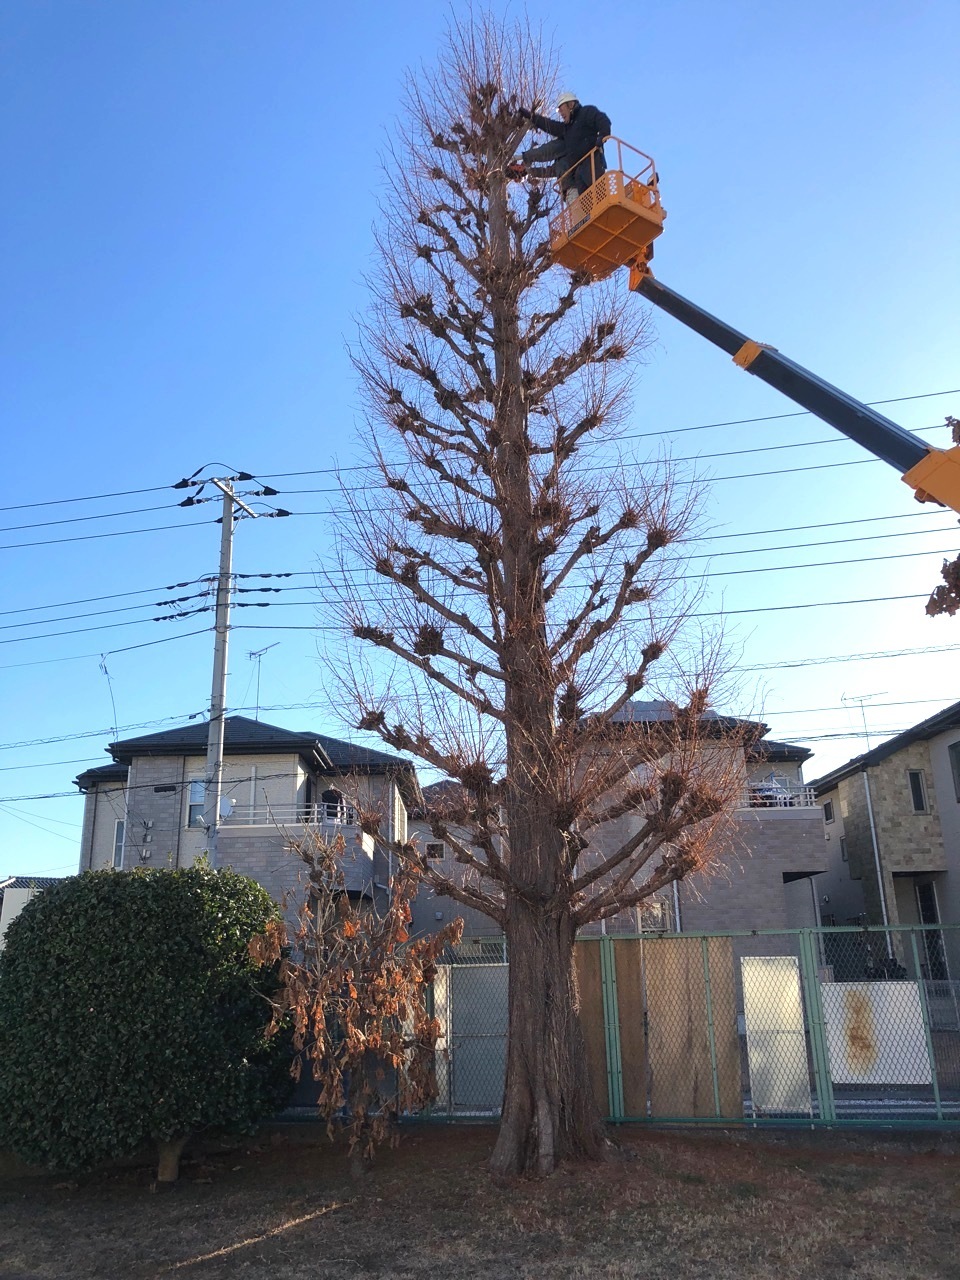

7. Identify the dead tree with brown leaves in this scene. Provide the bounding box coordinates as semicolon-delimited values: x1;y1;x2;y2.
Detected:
926;417;960;617
252;830;462;1168
337;15;745;1176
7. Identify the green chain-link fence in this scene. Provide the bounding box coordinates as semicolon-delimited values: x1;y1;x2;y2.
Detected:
426;925;960;1127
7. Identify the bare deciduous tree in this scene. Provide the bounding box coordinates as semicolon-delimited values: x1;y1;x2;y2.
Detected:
335;14;745;1175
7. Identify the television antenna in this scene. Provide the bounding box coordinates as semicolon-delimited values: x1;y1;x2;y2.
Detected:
247;643;279;720
841;691;888;751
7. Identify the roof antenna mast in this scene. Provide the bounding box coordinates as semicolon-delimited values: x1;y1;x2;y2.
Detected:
247;643;280;721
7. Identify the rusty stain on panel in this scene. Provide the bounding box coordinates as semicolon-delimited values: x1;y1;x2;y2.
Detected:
843;988;878;1073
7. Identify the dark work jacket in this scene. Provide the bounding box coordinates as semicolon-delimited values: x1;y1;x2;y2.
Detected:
526;103;612;192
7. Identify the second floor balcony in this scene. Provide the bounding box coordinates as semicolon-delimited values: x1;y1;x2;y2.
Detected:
220;799;360;829
219;800;376;892
740;778;816;810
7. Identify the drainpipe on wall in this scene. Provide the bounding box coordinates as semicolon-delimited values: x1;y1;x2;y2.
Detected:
672;879;682;933
862;768;894;958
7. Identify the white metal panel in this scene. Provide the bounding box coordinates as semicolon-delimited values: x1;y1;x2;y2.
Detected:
821;981;932;1085
742;955;812;1116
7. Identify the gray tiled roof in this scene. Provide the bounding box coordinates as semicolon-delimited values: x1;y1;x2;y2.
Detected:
105;716;410;772
609;699;768;737
74;762;128;789
0;876;63;896
747;737;812;764
811;698;960;793
72;717;420;807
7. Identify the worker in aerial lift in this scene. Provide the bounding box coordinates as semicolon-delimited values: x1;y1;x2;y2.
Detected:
509;91;611;205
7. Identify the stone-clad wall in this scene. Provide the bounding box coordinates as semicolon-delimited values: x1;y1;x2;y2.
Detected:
830;743;947;927
863;742;945;872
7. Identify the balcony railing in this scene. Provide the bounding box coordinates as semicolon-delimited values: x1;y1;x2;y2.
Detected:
740;782;817;810
221;800;358;827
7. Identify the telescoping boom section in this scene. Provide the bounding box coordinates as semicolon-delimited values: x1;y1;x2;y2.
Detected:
549;143;960;516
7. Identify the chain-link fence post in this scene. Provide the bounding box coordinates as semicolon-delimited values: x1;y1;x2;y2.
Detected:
599;936;624;1121
908;929;944;1121
799;928;836;1122
699;935;723;1118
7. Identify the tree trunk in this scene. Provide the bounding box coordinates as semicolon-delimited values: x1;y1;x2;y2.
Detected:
489;902;607;1175
155;1133;189;1186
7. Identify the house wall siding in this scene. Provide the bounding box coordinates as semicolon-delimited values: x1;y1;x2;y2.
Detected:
813;783;866;924
678;811;825;934
410;805;825;940
83;782;128;871
929;727;960;927
864;743;945;873
78;748;406;927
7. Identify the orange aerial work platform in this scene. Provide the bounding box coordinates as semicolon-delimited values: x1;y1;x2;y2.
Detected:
550;140;960;521
549;138;666;279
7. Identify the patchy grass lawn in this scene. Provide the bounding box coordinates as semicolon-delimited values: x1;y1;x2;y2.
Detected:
1;1124;959;1279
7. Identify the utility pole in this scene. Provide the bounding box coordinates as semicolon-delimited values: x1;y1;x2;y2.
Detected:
174;467;289;869
202;478;259;868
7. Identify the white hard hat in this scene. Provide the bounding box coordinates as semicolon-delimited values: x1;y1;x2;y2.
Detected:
557;91;578;107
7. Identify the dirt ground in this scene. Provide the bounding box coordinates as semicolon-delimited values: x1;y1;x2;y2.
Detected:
1;1123;959;1279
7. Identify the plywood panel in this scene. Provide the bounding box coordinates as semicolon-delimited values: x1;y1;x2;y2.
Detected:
613;939;648;1118
706;937;744;1119
645;937;741;1118
574;940;609;1115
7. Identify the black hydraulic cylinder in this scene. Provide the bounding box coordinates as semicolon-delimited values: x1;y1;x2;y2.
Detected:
634;274;929;475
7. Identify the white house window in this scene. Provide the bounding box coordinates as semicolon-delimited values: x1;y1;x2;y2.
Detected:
112;820;125;869
394;790;408;844
949;742;960;803
187;780;206;827
822;800;834;824
907;770;928;813
425;842;445;860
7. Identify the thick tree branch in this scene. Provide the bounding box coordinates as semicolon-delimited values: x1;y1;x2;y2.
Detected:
353;623;505;720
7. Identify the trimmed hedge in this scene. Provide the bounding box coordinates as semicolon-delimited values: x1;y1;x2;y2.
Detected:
0;864;291;1176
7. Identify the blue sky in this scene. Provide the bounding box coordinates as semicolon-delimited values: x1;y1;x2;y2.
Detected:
2;0;959;877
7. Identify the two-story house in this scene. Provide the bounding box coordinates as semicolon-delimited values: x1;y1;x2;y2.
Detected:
74;716;420;911
812;698;960;977
410;700;826;942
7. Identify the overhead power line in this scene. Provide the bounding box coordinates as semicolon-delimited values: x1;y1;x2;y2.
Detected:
3;577;211;618
256;387;960;480
6;526;957;643
0;518;218;553
0;607;212;647
0;626;213;672
0;484;171;515
4;509;951;621
0;387;955;521
0;502;179;536
0;591;211;634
